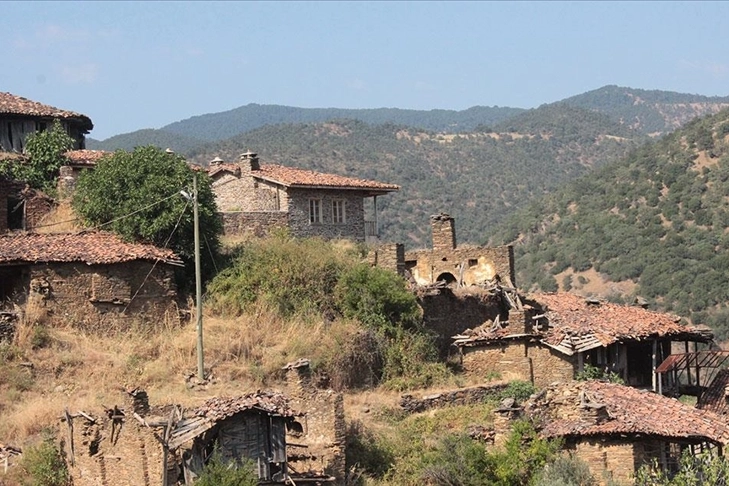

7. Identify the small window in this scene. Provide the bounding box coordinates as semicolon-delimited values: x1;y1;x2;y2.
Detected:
309;198;322;224
332;199;346;224
7;197;25;230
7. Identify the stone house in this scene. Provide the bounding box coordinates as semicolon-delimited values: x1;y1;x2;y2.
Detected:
207;151;399;242
0;232;183;331
525;381;729;484
0;92;92;152
453;291;714;391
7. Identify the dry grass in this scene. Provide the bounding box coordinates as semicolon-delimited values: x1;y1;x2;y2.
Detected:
34;200;82;233
0;306;365;445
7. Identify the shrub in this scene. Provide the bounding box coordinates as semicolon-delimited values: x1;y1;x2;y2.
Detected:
576;364;625;384
18;437;70;486
535;454;596;486
345;420;395;483
194;450;257;486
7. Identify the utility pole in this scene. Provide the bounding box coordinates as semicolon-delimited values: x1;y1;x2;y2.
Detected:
193;173;204;381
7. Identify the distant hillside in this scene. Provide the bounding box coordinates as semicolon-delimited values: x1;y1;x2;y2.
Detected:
489;108;729;336
86;129;204;153
187;104;637;247
89;104;524;151
562;85;729;136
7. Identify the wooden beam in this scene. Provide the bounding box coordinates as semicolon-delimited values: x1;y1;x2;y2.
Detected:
652;339;658;393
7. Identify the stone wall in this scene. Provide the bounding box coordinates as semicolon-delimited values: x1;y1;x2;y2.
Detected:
564;438;636;485
18;261;181;332
431;213;456;252
281;366;346;485
367;243;405;275
420;289;503;356
399;382;509;413
67;394;169;486
461;341;533;383
459;340;576;387
0;179;54;234
287;188;366;241
212;171;286;213
220;211;289;238
527;344;576;389
405;245;515;288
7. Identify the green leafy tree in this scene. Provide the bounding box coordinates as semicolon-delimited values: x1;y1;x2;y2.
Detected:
0;119;74;192
72;146;222;282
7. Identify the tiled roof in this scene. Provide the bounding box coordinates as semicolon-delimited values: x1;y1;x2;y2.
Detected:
0;152;27;163
0;232;181;265
207;163;240;178
454;292;712;355
0;93;93;130
528;381;729;445
64;149;110;166
167;391;300;450
254;164;399;192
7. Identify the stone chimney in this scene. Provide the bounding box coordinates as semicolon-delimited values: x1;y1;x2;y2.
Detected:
431;213;456;252
239;149;260;172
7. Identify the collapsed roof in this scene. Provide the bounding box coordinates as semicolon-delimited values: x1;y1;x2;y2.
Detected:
453;292;714;355
527;381;729;446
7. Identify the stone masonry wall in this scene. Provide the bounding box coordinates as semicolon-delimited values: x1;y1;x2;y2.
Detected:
431;213;456;252
405;245;515;288
400;382;509;413
527;344;576;389
367;243;405;275
287;188;365;241
567;438;639;486
461;341;533;383
281;367;346;485
212;172;285;213
220;211;289;238
24;261;180;332
67;394;169;486
420;289;503;356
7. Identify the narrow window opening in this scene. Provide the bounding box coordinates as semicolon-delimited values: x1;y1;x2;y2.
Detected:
7;197;25;230
309;198;322;224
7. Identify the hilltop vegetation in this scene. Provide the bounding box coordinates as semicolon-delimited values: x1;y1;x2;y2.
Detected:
562;85;729;135
186;105;636;247
490;108;729;336
87;85;729;152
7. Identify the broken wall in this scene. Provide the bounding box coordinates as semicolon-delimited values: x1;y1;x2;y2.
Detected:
281;366;346;485
20;261;181;332
460;341;576;388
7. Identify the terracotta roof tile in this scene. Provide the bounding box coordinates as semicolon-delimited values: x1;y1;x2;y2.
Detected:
193;391;300;421
0;232;181;265
207;163;240;178
254;164;399;192
0;92;93;130
454;292;711;354
529;381;729;445
64;149;110;166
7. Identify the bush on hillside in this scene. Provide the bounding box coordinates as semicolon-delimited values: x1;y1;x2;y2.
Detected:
17;437;70;486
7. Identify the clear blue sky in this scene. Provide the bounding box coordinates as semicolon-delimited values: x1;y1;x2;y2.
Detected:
3;1;728;139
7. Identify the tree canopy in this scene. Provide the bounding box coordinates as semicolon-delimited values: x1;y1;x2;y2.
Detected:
0;119;74;192
72;146;222;282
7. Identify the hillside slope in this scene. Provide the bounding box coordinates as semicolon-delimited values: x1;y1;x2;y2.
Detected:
89;104;524;151
187;104;636;247
562;85;729;136
489;108;729;336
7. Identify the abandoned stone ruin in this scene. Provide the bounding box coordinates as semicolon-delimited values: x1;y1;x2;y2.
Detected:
61;360;344;486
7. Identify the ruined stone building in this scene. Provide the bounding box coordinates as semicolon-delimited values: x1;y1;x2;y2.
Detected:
370;213;515;287
0;92;92;152
525;381;729;484
0;173;54;233
453;291;715;391
0;232;183;331
207;151;399;242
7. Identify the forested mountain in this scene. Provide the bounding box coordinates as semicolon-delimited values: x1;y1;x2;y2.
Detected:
488;108;729;337
561;85;729;136
186;104;636;247
87;128;204;153
88;104;524;150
